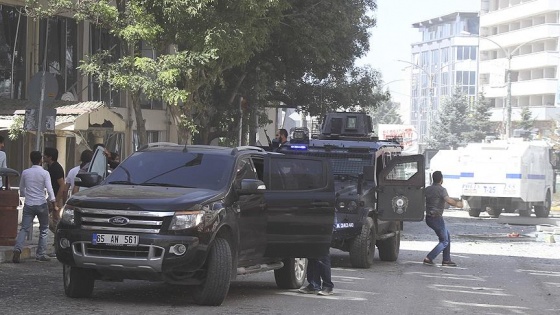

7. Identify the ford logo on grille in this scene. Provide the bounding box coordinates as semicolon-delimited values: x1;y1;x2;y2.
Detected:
108;216;130;226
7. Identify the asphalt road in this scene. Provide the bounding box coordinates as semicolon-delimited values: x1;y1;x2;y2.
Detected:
1;209;559;315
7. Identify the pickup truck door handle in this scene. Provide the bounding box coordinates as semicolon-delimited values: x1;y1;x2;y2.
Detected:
311;201;330;207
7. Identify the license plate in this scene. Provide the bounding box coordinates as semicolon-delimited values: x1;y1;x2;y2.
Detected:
476;184;504;195
92;233;139;246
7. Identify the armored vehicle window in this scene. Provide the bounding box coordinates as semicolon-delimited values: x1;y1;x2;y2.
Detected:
346;116;357;129
385;161;419;181
106;151;233;190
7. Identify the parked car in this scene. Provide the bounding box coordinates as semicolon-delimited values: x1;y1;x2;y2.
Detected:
55;143;335;305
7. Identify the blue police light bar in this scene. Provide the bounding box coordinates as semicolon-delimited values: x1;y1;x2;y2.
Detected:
290;145;308;150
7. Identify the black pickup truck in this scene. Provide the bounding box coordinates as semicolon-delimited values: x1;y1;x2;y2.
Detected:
56;144;335;306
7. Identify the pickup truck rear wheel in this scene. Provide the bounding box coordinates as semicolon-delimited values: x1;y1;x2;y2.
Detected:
63;264;95;298
274;258;307;289
349;217;376;268
192;238;232;306
377;230;401;262
534;191;551;218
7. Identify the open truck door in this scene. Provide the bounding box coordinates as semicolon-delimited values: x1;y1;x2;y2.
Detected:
263;155;335;258
377;154;425;221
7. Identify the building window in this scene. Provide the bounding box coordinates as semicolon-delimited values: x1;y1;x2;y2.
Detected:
0;5;26;99
90;26;122;107
133;130;160;151
39;16;78;100
455;46;477;61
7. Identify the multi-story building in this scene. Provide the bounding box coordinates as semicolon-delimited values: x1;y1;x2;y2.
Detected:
479;0;560;137
0;1;178;178
409;12;480;143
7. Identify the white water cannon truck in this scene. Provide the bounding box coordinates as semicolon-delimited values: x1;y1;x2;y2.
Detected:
459;139;559;218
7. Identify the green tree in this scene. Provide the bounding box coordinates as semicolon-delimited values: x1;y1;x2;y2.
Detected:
519;106;533;130
201;0;386;144
26;0;285;146
462;93;493;143
369;100;403;127
427;88;470;149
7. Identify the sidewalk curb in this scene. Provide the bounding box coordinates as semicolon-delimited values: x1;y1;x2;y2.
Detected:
0;244;55;263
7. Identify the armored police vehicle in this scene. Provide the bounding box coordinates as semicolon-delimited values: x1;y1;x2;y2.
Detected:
278;112;426;268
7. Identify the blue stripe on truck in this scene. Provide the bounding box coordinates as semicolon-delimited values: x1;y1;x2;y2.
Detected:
506;173;522;179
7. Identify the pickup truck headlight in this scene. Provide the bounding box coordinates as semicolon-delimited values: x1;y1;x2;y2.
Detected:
170;211;205;230
61;205;76;225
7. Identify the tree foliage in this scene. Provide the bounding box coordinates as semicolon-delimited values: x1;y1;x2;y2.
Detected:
518;106;534;130
369;100;403;127
462;94;493;143
25;0;386;146
428;90;493;149
427;89;470;150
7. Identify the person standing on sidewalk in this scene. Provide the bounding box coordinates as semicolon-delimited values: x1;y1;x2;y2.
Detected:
423;170;463;267
12;151;56;263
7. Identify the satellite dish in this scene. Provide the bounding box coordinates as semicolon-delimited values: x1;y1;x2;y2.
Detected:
61;92;76;101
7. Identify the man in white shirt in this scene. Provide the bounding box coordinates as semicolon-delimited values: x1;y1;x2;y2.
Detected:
0;135;6;187
12;151;56;263
62;149;93;202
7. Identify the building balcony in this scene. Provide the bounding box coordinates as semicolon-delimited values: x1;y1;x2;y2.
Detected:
481;0;560;26
489;105;560;122
481;78;558;98
479;24;560;53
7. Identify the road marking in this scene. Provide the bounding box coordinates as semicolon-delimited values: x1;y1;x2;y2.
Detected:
517;269;560;277
331;275;365;280
406;271;486;281
545;282;560;287
445;300;529;310
277;291;367;301
431;284;510;296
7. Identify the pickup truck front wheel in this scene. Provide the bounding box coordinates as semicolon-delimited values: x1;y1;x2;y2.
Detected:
349;217;376;268
192;238;232;306
274;258;307;289
63;264;95;298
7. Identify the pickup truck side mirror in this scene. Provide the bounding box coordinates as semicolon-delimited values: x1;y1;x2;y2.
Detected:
237;179;266;195
75;172;103;188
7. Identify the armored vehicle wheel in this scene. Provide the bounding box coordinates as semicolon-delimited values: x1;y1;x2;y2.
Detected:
518;209;531;217
377;230;400;262
274;258;307;289
487;207;502;218
349;217;376;268
193;238;232;306
534;191;551;218
468;208;481;217
63;264;95;298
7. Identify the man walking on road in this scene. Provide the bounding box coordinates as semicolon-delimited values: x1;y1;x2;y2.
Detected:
12;151;56;263
423;171;463;267
297;256;334;295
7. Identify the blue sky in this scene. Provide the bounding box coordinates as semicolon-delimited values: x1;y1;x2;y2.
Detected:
358;0;480;123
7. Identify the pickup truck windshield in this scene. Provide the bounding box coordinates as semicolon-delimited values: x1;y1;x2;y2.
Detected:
107;151;233;190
